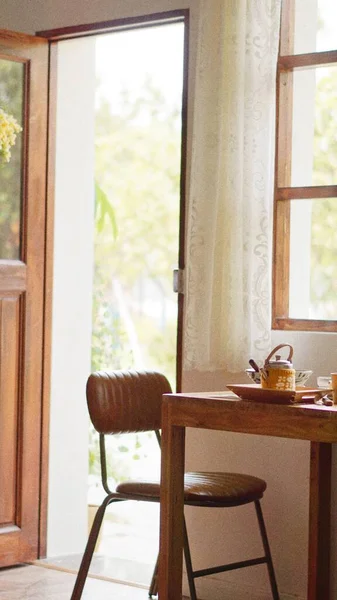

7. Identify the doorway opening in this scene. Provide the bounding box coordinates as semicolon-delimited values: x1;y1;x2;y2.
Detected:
47;16;186;588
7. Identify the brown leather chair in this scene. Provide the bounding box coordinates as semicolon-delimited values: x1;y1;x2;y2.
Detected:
70;370;279;600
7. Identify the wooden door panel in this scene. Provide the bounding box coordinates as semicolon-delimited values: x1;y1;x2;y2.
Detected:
0;31;48;566
0;294;20;525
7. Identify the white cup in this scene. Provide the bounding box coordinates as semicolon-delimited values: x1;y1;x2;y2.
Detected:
317;376;332;389
331;373;337;405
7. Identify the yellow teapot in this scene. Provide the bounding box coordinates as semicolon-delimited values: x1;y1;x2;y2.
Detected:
260;344;296;391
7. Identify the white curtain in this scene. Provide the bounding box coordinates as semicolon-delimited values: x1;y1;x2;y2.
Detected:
184;0;282;372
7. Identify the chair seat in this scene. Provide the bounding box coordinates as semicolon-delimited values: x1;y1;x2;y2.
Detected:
116;471;266;506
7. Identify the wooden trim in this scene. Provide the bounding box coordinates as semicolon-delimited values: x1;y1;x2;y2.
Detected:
0;262;26;293
279;0;295;56
272;200;290;320
272;1;294;324
276;69;293;189
277;186;337;200
273;317;337;332
307;442;331;600
176;12;189;395
279;49;337;70
0;52;27;63
20;53;30;265
23;34;49;562
37;10;188;41
38;40;57;560
0;29;48;47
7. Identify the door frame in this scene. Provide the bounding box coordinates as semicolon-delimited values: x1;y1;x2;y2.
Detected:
37;9;189;558
39;8;189;394
38;42;57;558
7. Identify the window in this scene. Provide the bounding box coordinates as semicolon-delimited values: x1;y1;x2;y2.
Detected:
273;0;337;331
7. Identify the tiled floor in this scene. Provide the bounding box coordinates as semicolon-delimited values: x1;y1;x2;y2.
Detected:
0;562;190;600
0;565;148;600
0;563;152;600
38;553;154;588
36;502;159;592
0;500;186;599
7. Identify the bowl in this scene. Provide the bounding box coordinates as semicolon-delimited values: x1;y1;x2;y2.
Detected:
245;368;313;387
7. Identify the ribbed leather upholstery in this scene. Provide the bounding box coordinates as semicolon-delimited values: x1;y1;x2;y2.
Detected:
117;471;266;506
86;370;171;434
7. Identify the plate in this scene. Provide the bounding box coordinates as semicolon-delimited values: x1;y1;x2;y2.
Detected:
226;384;330;405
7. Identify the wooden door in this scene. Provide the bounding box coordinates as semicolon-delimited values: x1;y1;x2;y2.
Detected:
0;30;49;566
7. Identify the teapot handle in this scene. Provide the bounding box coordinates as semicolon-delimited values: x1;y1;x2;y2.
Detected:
264;343;294;366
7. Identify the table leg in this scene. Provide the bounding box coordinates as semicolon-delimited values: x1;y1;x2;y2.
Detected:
307;442;331;600
159;400;185;600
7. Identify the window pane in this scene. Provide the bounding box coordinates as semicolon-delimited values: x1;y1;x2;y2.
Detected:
291;0;337;55
284;65;337;187
289;198;337;320
0;58;24;259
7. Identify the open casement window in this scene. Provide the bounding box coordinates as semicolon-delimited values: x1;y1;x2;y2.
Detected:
273;0;337;332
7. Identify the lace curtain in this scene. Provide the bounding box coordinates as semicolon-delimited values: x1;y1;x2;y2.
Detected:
184;0;282;372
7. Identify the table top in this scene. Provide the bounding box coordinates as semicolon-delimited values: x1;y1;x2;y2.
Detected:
162;390;337;443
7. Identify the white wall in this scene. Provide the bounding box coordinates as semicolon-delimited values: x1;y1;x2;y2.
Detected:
48;37;96;556
0;0;195;35
2;1;337;599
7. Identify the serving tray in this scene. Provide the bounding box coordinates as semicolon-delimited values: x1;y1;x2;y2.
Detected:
226;384;330;405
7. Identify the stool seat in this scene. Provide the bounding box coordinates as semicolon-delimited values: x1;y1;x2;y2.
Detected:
117;471;266;506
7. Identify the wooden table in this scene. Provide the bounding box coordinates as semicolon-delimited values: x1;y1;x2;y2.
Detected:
158;391;337;600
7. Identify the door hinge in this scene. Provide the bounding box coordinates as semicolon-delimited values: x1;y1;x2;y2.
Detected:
173;268;184;294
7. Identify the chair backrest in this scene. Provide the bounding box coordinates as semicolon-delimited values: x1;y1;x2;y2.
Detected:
86;369;172;435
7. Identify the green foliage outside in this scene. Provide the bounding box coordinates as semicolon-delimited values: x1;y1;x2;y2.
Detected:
89;75;181;480
311;67;337;317
92;75;180;382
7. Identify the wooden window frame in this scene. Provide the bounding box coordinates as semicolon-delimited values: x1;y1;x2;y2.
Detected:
272;0;337;332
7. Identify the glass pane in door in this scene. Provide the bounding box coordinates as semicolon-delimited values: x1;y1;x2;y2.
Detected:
0;58;24;259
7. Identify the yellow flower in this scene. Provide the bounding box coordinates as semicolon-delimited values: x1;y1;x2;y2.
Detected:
0;108;22;163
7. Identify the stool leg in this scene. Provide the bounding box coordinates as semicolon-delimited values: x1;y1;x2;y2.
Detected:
254;500;280;600
183;517;198;600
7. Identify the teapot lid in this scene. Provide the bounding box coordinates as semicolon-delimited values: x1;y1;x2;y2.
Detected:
268;354;293;368
264;344;294;367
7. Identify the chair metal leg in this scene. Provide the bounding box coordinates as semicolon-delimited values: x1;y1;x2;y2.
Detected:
254;500;280;600
71;495;277;600
183;517;198;600
148;554;159;598
148;516;198;600
70;495;119;600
